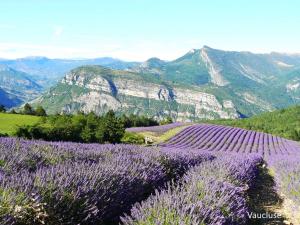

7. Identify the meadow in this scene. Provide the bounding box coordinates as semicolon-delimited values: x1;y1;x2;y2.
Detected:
0;113;41;135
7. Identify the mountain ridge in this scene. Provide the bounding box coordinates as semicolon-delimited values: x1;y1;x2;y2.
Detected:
0;67;42;107
0;57;139;88
33;65;239;121
3;46;300;121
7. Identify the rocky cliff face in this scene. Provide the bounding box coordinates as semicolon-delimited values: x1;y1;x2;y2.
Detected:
200;47;229;86
37;66;239;121
286;77;300;101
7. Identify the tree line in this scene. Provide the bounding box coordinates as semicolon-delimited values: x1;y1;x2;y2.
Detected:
0;103;47;116
7;104;165;144
16;110;126;143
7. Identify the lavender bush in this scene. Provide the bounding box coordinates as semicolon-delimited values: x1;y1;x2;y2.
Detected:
122;154;263;225
268;153;300;206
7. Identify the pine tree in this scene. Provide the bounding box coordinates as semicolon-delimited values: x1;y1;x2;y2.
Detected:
23;103;35;115
35;106;47;116
0;105;6;113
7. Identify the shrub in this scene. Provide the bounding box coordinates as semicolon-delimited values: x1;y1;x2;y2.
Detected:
22;104;35;115
9;109;17;114
15;126;32;139
0;132;8;137
159;116;173;125
35;106;47;117
0;105;6;113
121;132;145;144
121;114;158;128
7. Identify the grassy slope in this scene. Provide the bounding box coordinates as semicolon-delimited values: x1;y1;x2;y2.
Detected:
0;113;41;135
139;125;191;144
206;105;300;141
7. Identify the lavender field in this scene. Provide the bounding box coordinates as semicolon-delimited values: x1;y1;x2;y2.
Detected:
1;124;300;224
126;122;187;135
161;124;300;155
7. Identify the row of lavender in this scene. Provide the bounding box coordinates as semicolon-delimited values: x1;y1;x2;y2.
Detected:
267;153;300;222
0;137;213;225
126;122;187;135
161;124;300;155
122;154;263;225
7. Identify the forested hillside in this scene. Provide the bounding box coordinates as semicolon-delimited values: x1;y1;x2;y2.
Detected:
208;105;300;141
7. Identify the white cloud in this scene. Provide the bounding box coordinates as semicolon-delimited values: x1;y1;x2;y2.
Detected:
0;42;123;59
108;40;188;61
3;39;286;61
0;40;196;61
53;26;64;38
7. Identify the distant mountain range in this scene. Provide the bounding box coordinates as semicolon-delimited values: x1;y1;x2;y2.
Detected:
0;57;138;107
0;57;138;87
0;87;22;108
1;46;300;121
0;65;42;106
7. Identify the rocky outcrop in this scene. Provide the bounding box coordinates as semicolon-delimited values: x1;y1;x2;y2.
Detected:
63;91;121;114
200;47;229;86
241;92;274;111
286;79;300;92
286;78;300;101
40;66;239;121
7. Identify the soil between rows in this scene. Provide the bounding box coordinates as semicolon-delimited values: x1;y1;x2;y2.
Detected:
247;166;291;225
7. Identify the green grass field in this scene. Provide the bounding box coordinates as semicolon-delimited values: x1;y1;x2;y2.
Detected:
0;113;41;135
139;125;191;144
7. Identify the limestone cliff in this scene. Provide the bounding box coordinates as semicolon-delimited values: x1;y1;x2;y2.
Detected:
36;66;239;121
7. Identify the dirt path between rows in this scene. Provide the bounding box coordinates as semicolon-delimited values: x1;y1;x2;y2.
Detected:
247;166;292;225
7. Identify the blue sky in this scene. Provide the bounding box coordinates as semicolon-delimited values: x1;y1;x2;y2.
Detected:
0;0;299;60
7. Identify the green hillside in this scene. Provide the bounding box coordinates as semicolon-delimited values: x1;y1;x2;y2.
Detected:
207;105;300;141
0;113;41;135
